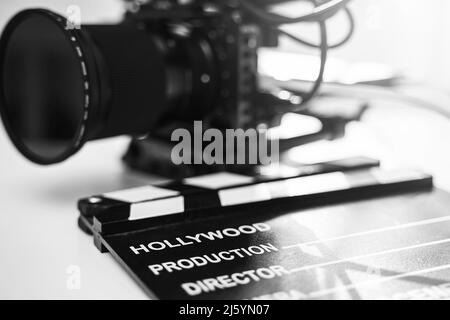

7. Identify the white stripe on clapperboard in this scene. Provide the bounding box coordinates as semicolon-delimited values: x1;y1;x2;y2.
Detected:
280;215;450;297
287;238;450;274
309;263;450;299
283;215;450;249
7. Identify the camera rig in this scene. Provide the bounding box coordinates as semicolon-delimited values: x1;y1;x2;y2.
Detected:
0;0;356;177
120;0;357;177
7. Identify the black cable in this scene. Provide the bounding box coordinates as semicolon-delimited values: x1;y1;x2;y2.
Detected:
269;0;330;111
277;6;354;49
242;0;351;111
276;19;328;111
240;0;352;25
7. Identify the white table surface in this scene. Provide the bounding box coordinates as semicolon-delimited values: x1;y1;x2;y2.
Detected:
2;87;450;299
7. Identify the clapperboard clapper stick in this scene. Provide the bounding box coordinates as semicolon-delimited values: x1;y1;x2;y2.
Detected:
78;157;379;237
78;157;433;253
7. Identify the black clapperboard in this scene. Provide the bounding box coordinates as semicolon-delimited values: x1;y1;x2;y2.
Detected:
78;157;450;300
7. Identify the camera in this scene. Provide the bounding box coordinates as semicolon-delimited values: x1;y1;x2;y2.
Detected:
0;0;352;175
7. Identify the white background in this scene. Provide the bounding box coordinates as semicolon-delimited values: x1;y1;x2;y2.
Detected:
1;0;450;299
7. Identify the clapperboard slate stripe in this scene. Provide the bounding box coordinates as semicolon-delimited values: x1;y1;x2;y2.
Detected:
78;157;380;235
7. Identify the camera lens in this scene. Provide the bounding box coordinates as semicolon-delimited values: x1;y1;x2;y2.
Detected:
0;10;91;164
0;9;174;164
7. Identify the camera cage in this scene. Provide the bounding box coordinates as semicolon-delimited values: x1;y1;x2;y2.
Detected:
119;0;357;177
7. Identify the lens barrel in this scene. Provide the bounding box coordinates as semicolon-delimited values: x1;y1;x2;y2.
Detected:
0;9;169;164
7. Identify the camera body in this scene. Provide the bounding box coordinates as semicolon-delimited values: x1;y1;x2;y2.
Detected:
119;0;285;177
122;0;280;137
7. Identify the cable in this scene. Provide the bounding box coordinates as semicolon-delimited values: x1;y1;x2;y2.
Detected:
268;0;333;110
277;6;354;49
279;80;450;121
279;20;328;110
240;0;352;25
273;3;353;108
241;0;352;111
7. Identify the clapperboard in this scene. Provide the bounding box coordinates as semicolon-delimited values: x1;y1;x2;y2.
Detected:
77;157;450;300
